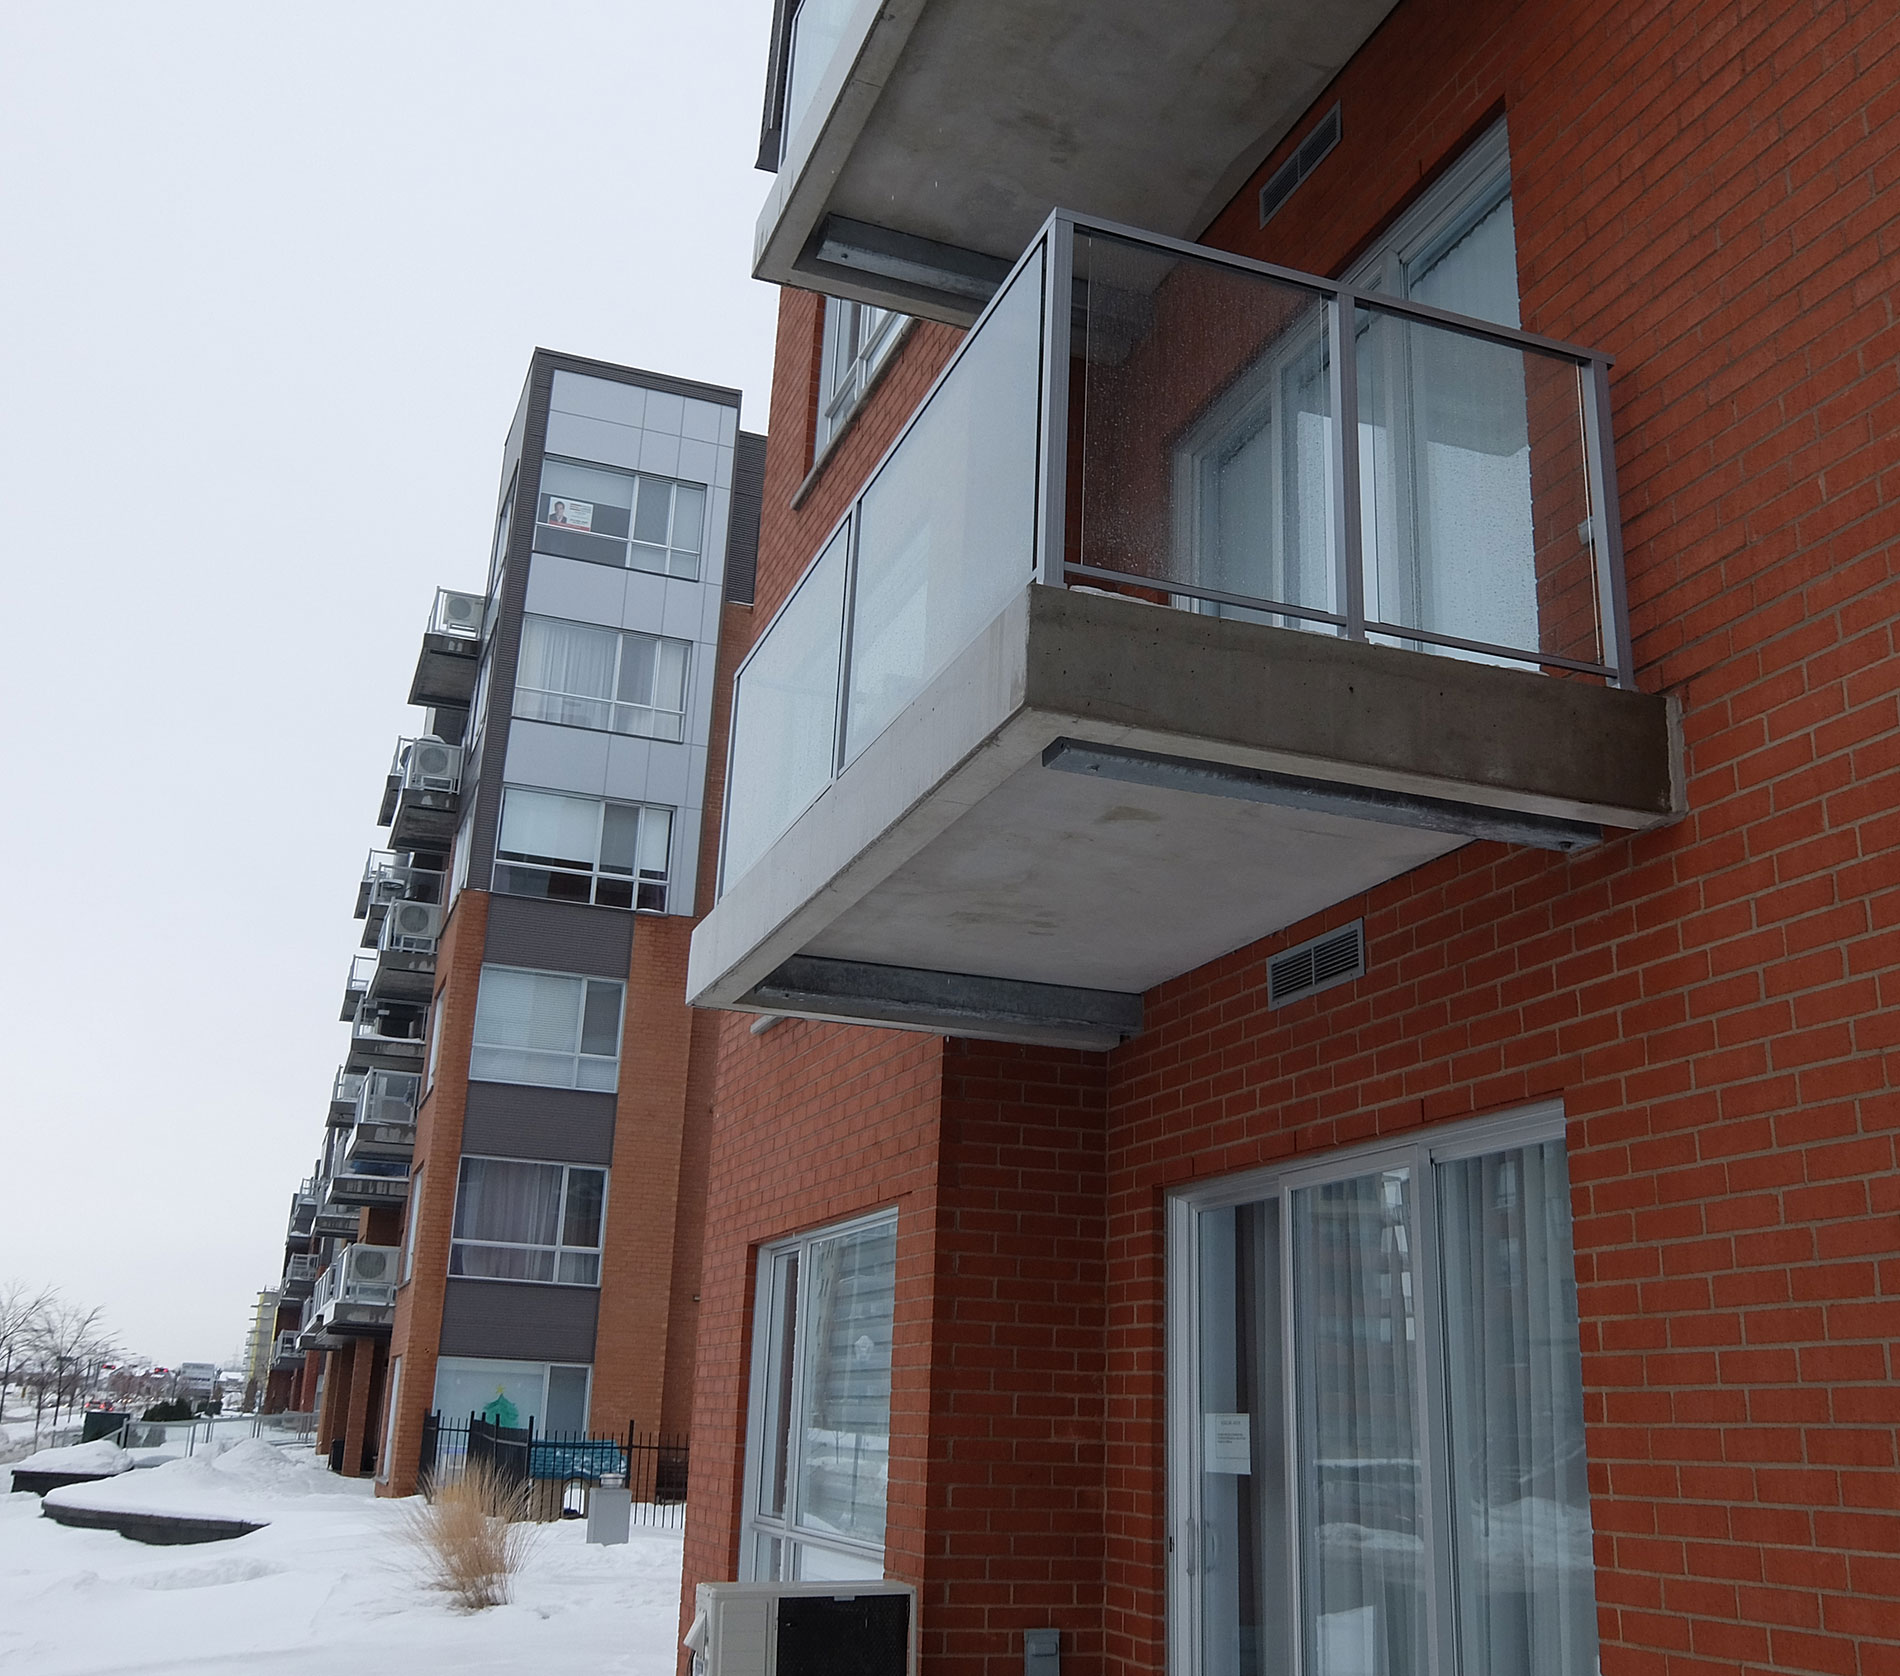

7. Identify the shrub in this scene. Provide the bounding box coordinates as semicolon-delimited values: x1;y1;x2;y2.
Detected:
404;1460;536;1610
141;1398;193;1422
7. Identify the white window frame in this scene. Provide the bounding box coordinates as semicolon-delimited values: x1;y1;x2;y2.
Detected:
468;965;625;1092
449;1156;609;1288
491;785;674;913
424;992;444;1089
377;1355;401;1483
400;1165;423;1285
1165;1100;1597;1676
431;1356;593;1433
512;613;693;743
739;1208;898;1584
814;297;908;456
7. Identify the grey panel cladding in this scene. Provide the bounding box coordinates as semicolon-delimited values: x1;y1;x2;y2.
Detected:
438;1278;599;1363
461;1081;617;1165
483;893;634;977
724;430;768;605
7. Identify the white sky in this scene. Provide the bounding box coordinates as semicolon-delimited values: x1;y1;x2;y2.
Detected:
0;1;779;1364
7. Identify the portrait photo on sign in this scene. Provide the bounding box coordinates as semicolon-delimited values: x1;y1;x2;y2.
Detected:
546;496;595;532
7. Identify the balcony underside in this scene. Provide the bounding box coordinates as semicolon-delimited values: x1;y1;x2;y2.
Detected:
760;0;1399;321
389;793;457;853
368;951;434;1006
409;632;478;710
689;587;1680;1049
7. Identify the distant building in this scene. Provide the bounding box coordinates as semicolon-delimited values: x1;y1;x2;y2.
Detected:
268;349;764;1488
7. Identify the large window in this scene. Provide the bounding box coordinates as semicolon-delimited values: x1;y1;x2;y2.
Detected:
469;966;623;1092
514;614;691;742
450;1157;606;1285
494;786;673;912
1170;1105;1597;1676
534;458;706;580
815;297;906;455
433;1355;591;1432
741;1212;897;1583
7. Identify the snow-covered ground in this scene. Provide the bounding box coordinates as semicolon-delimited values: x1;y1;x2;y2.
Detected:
1;1439;685;1675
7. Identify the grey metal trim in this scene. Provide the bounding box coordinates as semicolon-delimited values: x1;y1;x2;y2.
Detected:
812;216;1011;304
1041;738;1602;853
1035;228;1070;589
744;954;1141;1050
1328;293;1367;640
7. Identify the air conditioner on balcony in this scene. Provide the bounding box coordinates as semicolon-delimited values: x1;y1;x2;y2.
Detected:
381;900;442;951
345;1245;392;1283
437;590;484;633
683;1580;915;1676
403;737;462;793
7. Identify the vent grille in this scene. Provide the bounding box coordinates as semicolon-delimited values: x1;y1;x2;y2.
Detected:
1268;919;1365;1008
1259;104;1342;227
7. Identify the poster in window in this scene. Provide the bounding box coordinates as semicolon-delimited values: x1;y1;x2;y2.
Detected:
546;496;595;532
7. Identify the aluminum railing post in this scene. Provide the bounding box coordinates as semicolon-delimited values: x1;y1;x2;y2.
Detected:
1328;290;1367;639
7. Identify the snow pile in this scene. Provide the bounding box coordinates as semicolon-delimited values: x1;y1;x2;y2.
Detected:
45;1439;367;1523
0;1469;686;1676
8;1439;131;1477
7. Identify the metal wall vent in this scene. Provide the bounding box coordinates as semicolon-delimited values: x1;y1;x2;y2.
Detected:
1259;103;1342;226
1267;919;1365;1008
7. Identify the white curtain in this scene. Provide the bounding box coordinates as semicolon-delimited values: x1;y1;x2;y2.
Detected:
498;787;600;868
1437;1143;1598;1676
472;968;581;1054
517;616;618;728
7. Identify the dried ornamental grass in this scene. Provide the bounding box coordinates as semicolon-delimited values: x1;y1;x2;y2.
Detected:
404;1459;537;1610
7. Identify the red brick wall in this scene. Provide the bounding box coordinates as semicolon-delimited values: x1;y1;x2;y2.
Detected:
694;4;1900;1673
380;885;488;1495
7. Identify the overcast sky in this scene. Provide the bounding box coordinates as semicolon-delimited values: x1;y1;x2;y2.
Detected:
0;2;779;1364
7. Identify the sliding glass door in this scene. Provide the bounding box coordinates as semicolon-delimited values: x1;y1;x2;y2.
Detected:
1171;1106;1599;1676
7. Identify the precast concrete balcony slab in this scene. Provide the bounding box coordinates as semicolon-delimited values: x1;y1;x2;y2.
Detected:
690;216;1682;1049
757;0;1398;321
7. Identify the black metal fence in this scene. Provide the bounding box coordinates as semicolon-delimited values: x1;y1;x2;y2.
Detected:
417;1411;688;1525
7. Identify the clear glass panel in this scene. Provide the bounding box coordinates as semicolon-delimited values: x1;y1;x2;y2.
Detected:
1356;305;1598;669
1196;1199;1289;1676
578;980;623;1058
1074;229;1337;627
844;245;1044;761
722;523;849;886
1294;1168;1426;1676
637;806;672;879
759;1250;799;1520
599;803;642;875
545;1364;590;1433
673;483;706;553
794;1221;896;1547
632;477;672;546
782;0;858;153
1437;1143;1599;1676
562;1167;606;1249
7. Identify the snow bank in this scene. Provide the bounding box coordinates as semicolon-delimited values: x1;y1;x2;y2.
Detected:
44;1439;369;1522
8;1438;131;1476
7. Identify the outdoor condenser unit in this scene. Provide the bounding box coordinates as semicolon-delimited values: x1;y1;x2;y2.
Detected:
683;1579;916;1676
403;737;461;793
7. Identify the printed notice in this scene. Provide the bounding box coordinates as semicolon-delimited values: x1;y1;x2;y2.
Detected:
547;496;596;532
1203;1411;1252;1474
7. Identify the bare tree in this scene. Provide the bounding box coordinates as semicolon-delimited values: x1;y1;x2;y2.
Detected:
0;1281;56;1422
25;1302;118;1432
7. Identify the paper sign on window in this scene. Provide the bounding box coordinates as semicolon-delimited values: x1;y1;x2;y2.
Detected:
547;496;595;532
1203;1411;1252;1474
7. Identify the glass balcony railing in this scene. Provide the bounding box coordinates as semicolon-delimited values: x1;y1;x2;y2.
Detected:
719;209;1634;893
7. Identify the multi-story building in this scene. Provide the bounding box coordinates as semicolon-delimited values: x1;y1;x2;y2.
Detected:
266;348;764;1488
681;2;1900;1674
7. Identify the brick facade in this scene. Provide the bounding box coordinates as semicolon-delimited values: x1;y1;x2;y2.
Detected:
685;0;1900;1671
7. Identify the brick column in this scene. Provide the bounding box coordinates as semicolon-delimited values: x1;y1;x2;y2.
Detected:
297;1349;322;1412
341;1338;377;1477
315;1345;353;1461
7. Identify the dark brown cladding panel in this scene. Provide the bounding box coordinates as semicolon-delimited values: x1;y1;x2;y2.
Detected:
460;1080;618;1165
438;1277;599;1362
483;893;635;978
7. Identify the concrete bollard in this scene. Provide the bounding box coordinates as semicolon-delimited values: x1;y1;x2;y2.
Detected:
587;1473;632;1545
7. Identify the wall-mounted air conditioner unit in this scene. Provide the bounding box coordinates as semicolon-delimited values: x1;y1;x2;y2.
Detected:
341;1243;399;1304
403;738;462;793
434;589;484;636
684;1580;916;1676
380;899;442;952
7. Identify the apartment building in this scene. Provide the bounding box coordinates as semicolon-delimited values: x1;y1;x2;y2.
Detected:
267;349;765;1490
681;2;1899;1673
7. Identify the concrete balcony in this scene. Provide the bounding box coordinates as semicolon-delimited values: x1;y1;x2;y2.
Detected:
328;1068;365;1127
755;0;1399;322
367;899;440;1006
344;1069;420;1166
354;850;444;944
408;588;484;711
324;1162;410;1209
311;1200;361;1239
343;995;427;1076
287;1180;320;1238
377;736;462;854
271;1329;305;1369
306;1244;400;1337
689;214;1681;1049
280;1252;322;1300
